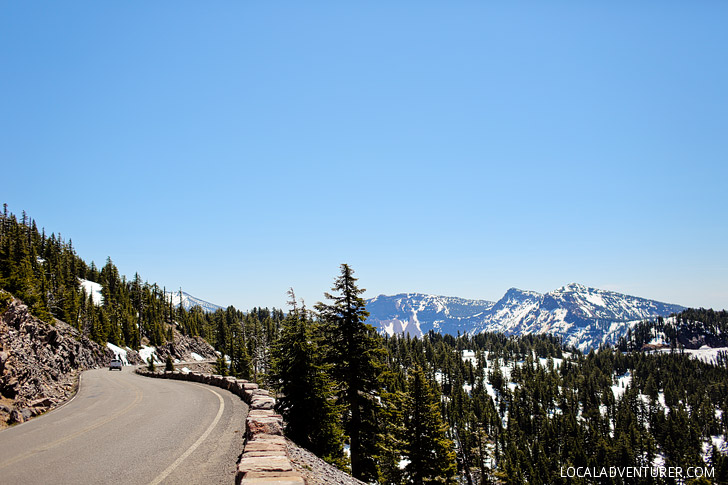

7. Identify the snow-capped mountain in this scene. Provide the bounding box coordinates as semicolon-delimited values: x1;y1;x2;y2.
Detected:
367;293;495;336
366;284;685;351
166;290;224;313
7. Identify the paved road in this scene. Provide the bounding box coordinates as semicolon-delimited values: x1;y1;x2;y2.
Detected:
0;367;248;484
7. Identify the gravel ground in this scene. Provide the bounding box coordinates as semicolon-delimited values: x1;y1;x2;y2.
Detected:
286;440;366;485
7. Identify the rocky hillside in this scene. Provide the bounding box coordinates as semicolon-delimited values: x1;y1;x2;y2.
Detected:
154;329;219;363
0;293;137;427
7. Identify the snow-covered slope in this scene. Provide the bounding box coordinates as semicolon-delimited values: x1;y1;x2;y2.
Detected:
367;284;685;351
79;278;103;305
366;293;495;337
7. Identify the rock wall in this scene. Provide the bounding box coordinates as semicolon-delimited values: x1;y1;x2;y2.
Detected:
0;297;115;426
137;369;305;485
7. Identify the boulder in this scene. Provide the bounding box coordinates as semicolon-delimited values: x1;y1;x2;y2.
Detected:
238;471;304;485
246;416;283;440
250;396;276;410
237;455;293;474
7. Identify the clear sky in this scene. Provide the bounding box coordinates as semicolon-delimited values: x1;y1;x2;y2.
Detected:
2;2;726;311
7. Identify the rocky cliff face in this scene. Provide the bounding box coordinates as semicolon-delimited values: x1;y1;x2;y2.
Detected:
0;296;117;427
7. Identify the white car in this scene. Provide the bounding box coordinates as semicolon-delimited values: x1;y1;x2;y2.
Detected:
109;359;123;371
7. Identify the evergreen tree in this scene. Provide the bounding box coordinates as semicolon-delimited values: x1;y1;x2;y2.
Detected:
230;318;252;379
271;289;345;468
165;354;174;372
315;264;385;482
403;365;457;484
214;354;228;376
375;387;407;485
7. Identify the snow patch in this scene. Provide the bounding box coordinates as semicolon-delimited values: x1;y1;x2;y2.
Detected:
79;278;103;306
652;346;728;365
139;345;160;363
106;342;129;365
611;371;632;400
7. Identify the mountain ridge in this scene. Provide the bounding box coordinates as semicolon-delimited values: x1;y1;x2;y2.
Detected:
366;284;685;351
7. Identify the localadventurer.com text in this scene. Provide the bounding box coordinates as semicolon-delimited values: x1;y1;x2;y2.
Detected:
560;466;714;480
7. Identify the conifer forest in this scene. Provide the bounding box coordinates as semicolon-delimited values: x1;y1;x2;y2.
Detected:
2;206;727;484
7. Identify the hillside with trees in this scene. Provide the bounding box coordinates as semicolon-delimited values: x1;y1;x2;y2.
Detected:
617;309;728;352
0;206;281;382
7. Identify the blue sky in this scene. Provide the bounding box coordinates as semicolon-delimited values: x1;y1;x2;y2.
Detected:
2;2;726;311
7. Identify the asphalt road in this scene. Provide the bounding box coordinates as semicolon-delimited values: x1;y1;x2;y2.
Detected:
0;367;248;484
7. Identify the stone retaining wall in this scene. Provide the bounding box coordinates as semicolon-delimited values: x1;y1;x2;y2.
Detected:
136;369;305;485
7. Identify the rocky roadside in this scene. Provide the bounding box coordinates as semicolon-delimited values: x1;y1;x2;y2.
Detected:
286;440;366;485
0;296;125;427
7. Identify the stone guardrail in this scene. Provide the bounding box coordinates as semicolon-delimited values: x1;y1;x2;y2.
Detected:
136;369;304;485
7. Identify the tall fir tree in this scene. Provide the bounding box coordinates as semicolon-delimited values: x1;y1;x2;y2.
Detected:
315;264;385;482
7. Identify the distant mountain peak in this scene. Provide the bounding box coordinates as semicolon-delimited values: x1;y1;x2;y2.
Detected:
499;288;542;301
166;290;224;313
366;284;685;351
557;282;589;292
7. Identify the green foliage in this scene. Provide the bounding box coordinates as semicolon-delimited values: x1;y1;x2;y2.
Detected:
375;388;407;485
618;309;728;351
165;354;174;372
315;264;386;482
147;356;155;372
0;289;11;315
214;355;228;376
0;206;177;346
377;331;728;484
272;289;346;469
402;365;457;484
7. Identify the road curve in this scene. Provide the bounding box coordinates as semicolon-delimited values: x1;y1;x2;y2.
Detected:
0;366;248;484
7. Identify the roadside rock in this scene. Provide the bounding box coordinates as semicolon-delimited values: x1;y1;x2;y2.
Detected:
0;296;114;427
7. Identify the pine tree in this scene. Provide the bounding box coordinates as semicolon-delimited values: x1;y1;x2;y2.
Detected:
271;289;345;468
403;364;457;484
165;354;174;372
315;264;385;482
214;354;228;376
375;387;407;485
230;318;252;379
